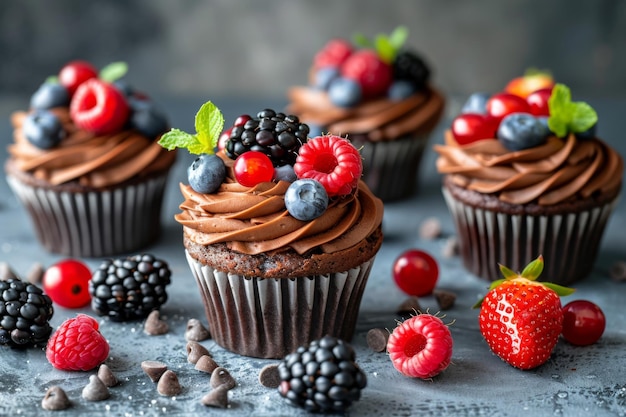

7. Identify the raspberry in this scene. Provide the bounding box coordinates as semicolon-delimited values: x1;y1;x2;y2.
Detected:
294;135;362;197
46;314;110;371
313;39;353;70
387;313;453;379
340;49;393;98
70;78;130;135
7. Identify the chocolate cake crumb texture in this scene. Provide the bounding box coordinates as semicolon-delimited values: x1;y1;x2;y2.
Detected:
258;364;281;388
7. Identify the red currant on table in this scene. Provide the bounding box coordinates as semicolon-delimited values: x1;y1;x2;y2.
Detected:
233;151;274;187
58;60;98;96
561;300;606;346
392;249;439;297
42;259;92;308
451;113;498;145
486;93;531;123
526;87;553;117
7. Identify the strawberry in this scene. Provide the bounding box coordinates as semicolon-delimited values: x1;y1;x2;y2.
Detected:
70;78;130;135
504;70;555;99
476;256;574;370
313;39;353;70
340;49;393;98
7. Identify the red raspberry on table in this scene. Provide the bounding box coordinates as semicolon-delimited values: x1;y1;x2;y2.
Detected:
46;314;110;371
313;39;353;70
341;49;393;98
294;135;362;197
70;78;130;135
387;313;453;379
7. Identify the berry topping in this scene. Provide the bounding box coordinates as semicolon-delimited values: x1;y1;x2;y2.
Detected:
89;254;172;322
341;49;393;98
312;67;340;91
328;77;362;108
22;109;66;149
42;259;92;309
461;92;490;115
285;179;329;221
392;249;439;297
0;279;54;346
58;60;98;96
30;82;70;110
387;313;454;379
313;39;354;70
70;78;130;135
233;151;275;187
294;135;362;197
273;163;297;183
486;92;531;123
46;314;109;371
387;80;417;101
127;96;169;139
526;87;553;117
451;113;498;145
547;83;598;138
504;70;554;99
277;336;367;413
392;50;430;90
188;154;227;194
561;300;606;346
497;113;550;151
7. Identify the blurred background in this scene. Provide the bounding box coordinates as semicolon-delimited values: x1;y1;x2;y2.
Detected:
2;0;625;106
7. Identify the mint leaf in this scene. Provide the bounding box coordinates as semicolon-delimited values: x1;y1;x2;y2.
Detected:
194;101;224;152
352;32;371;49
99;62;128;83
570;101;598;133
388;26;408;50
548;83;598;137
158;129;200;151
375;35;395;64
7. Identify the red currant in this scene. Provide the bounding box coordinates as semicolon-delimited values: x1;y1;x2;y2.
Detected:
486;93;531;123
233;114;251;127
526;87;553;117
59;60;98;96
43;259;92;308
561;300;606;346
451;113;498;145
392;249;439;297
233;151;274;187
218;127;232;151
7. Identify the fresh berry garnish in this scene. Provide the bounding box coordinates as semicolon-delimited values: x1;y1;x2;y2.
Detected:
392;249;439;297
294;135;362;197
504;70;554;99
341;49;393;98
461;92;490;115
30;82;70;110
70;78;130;135
313;67;341;91
526;87;553;117
127;96;169;138
387;80;417;101
233;151;275;187
285;179;329;221
42;259;92;309
392;50;430;90
233;114;252;127
387;313;453;379
476;256;574;370
217;127;232;151
273;164;297;183
328;77;362;107
22;109;66;149
451;113;498;145
89;254;171;322
58;60;98;96
277;336;367;413
547;83;598;138
486;93;531;123
561;300;606;346
497;113;550;151
0;279;54;346
46;314;109;371
313;39;354;70
188;154;227;194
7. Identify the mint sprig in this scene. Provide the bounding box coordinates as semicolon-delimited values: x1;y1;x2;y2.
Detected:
158;101;224;155
353;26;408;64
99;61;128;83
547;83;598;138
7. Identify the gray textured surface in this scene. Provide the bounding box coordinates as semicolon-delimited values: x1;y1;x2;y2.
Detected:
1;96;625;416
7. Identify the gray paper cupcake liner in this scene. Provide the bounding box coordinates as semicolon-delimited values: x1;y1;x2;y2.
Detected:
442;187;618;284
185;250;375;358
7;173;169;257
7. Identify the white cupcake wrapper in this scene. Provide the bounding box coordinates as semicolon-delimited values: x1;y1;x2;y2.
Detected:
442;187;618;284
185;250;375;358
7;174;169;257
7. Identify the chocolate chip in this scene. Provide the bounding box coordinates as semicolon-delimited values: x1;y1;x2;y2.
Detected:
419;217;442;240
141;360;168;383
200;385;229;408
609;261;626;282
157;370;182;396
442;236;460;258
366;328;389;352
97;364;119;387
210;367;236;390
186;340;211;364
82;375;110;401
195;355;219;374
185;318;211;341
258;364;281;388
0;262;18;281
434;289;457;310
397;296;422;315
41;386;71;411
144;310;169;336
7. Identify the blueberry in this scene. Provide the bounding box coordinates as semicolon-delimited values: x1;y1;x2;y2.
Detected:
328;77;362;108
128;97;169;138
497;113;550;151
387;80;417;101
22;110;65;149
30;82;70;110
461;92;490;115
313;67;340;91
187;154;226;194
285;179;328;221
575;122;597;140
113;79;135;97
274;164;297;183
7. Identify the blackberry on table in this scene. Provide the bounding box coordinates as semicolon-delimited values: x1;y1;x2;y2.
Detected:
0;279;54;346
393;50;431;90
89;254;171;322
277;335;367;413
225;108;310;167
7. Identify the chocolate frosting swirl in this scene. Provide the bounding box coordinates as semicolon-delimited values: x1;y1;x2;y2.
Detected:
176;153;384;256
8;108;176;188
435;130;623;205
286;86;445;141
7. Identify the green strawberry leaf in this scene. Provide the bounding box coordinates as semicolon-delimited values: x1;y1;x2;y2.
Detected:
543;282;576;297
548;83;598;138
99;61;128;83
499;264;518;280
520;255;544;281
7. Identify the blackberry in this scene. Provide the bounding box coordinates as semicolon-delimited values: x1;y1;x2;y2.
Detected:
393;50;431;90
277;336;367;413
0;279;54;346
89;254;171;322
225;108;310;167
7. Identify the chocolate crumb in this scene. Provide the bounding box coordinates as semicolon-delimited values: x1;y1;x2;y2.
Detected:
82;375;110;401
442;236;460;258
41;386;71;411
186;340;211;364
0;262;18;281
434;289;457;310
144;310;169;335
366;328;389;352
97;364;119;387
397;296;422;315
210;367;236;390
26;263;45;285
141;360;168;383
419;217;442;240
609;261;626;282
258;364;281;388
157;370;182;396
195;355;219;374
200;385;229;408
185;318;211;341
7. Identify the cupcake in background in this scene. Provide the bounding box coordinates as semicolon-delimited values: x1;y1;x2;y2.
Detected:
5;61;176;257
159;102;384;358
435;73;623;284
287;26;445;201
